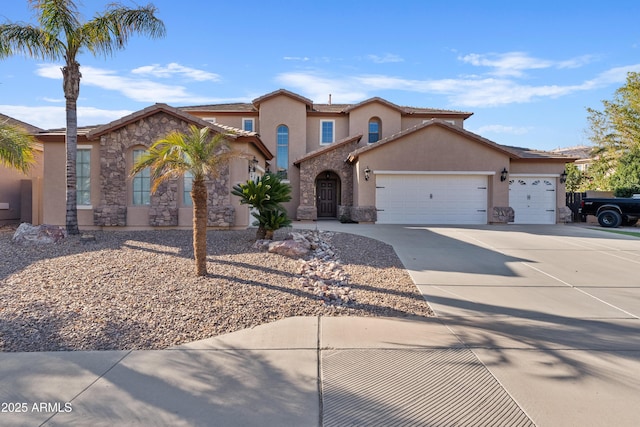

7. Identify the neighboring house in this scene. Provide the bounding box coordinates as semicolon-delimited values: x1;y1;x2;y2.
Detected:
4;88;577;228
552;145;593;173
0;113;44;225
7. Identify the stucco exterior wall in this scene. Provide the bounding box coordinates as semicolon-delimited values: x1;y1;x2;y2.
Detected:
42;141;66;226
0;147;43;224
258;95;307;219
306;115;349;152
348;103;402;144
353;126;511;218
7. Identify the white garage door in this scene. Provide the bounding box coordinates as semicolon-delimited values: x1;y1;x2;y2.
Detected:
376;174;488;224
509;177;556;224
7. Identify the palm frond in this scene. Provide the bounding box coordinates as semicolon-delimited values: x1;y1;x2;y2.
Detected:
131;125;235;194
30;0;81;40
0;124;36;174
0;23;63;60
83;4;166;56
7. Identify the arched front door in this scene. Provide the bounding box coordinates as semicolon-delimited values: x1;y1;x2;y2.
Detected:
316;171;340;218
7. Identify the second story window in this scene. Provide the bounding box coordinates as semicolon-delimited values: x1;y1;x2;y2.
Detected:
276;125;289;179
243;118;254;132
132;149;151;205
368;118;381;143
320;120;334;144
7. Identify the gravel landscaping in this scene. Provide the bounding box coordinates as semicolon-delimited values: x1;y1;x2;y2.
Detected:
0;226;433;352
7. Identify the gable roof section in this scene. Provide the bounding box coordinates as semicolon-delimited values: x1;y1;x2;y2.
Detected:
342;97;405;113
86;103;273;160
293;134;363;166
252;89;314;109
347;119;521;163
0;112;44;134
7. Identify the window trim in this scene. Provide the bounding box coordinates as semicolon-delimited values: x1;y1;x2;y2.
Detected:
242;118;255;132
132;149;151;206
76;146;92;207
320;119;335;145
368;118;381;144
183;171;193;206
276;124;289;179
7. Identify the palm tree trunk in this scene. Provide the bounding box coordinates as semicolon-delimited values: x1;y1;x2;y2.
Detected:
192;178;208;276
63;60;81;235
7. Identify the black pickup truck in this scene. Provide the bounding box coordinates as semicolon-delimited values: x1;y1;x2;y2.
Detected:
579;197;640;227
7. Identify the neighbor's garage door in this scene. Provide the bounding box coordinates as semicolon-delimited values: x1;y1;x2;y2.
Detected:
509;176;556;224
376;174;488;224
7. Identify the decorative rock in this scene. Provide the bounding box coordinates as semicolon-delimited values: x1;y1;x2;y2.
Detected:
268;239;310;258
12;223;67;245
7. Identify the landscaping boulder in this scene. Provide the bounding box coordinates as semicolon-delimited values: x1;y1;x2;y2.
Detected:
12;223;67;245
268;239;310;258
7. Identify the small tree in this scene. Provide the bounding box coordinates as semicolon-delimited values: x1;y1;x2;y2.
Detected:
586;71;640;191
0;124;35;174
231;173;292;239
131;126;235;276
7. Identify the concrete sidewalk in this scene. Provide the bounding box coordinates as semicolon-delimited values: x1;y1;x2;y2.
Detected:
0;316;535;427
2;223;640;426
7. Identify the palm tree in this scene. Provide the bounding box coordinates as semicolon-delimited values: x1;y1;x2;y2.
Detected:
0;0;165;234
131;125;235;277
0;124;35;174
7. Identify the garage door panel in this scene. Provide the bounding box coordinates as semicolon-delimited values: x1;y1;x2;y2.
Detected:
376;174;488;224
509;177;556;224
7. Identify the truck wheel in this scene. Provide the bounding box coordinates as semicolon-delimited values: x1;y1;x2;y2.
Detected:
598;210;622;228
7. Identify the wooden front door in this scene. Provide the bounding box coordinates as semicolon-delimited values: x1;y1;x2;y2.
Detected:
317;179;337;218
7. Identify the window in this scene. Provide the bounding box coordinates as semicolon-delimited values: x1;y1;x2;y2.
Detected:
76;148;91;205
203;117;216;123
320;120;334;144
132;149;151;205
183;171;193;206
276;125;289;179
368;118;381;143
242;118;254;132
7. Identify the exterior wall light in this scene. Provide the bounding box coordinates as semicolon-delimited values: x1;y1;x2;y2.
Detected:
500;167;508;182
248;156;259;173
560;170;567;184
364;166;371;181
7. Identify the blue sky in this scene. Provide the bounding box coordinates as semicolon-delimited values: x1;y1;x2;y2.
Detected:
1;0;640;151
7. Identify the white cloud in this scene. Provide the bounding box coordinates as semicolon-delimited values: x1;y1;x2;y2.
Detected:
474;124;532;135
276;72;369;103
35;64;229;104
130;63;220;82
459;52;596;77
283;56;310;61
277;62;640;108
0;104;132;129
368;53;404;64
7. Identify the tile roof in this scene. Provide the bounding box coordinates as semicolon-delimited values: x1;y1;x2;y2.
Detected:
0;112;44;134
293;134;363;165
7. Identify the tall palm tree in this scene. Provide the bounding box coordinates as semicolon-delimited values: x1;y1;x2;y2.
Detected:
0;124;35;174
131;125;235;277
0;0;165;234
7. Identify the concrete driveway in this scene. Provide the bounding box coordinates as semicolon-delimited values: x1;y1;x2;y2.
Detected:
302;222;640;426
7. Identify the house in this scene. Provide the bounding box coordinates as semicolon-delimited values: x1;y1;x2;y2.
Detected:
5;88;576;229
0;113;44;225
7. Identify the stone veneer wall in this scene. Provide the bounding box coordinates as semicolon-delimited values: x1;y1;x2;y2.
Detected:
296;140;358;221
94;112;233;227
